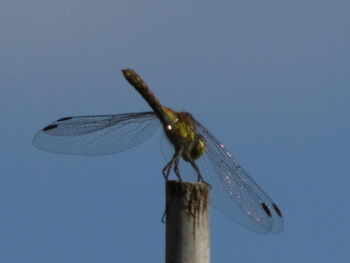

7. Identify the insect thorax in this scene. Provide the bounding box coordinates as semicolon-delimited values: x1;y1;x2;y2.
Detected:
163;110;207;161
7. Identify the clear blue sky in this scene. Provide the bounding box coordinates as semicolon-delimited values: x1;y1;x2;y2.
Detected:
1;1;349;262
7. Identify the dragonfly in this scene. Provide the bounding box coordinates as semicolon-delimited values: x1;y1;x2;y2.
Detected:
33;69;283;234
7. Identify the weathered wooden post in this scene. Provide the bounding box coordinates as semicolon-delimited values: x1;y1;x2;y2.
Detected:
165;180;210;263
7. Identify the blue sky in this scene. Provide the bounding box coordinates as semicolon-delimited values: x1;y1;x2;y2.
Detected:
1;1;350;262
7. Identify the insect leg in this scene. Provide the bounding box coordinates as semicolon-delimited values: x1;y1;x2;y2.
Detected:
163;147;183;181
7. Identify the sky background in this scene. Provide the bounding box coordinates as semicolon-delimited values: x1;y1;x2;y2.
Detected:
1;0;350;262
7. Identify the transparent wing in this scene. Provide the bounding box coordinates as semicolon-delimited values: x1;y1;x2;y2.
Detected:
192;119;284;234
33;112;160;156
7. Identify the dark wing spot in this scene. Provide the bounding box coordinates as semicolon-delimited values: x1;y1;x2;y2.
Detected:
272;203;283;217
57;117;72;121
261;202;272;217
43;124;58;131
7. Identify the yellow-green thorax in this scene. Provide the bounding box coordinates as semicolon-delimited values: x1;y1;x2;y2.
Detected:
163;107;207;162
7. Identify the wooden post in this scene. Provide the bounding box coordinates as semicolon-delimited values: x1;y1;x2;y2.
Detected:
165;180;210;263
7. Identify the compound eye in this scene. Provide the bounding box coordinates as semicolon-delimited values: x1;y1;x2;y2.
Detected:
191;135;207;160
